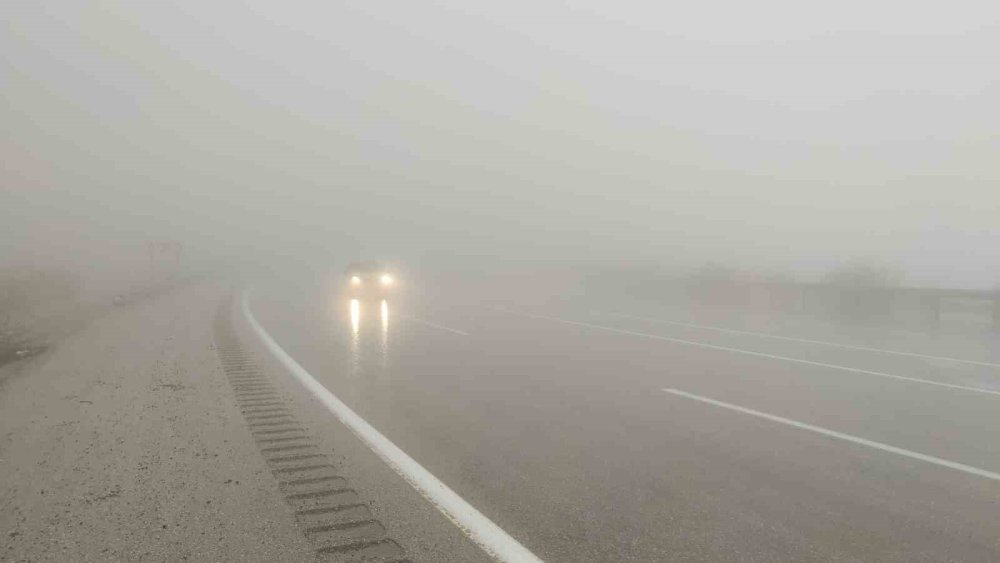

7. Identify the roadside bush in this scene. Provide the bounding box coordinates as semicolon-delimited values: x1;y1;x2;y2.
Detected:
822;261;902;321
0;269;81;350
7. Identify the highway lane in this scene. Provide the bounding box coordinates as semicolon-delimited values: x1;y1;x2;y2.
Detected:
586;310;1000;389
563;291;1000;370
248;278;1000;561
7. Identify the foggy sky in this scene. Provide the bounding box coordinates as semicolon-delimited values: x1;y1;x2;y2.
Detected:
3;1;999;287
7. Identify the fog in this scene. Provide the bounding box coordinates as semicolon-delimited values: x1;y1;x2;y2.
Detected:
3;1;999;288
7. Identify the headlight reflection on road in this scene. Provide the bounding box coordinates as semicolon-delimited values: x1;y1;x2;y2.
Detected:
347;298;391;375
348;299;361;380
350;299;360;336
380;300;390;367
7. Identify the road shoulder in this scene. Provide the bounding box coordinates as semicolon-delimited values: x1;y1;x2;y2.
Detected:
0;282;314;561
233;292;491;562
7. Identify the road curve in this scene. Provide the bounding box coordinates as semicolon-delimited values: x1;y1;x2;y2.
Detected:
247;276;1000;562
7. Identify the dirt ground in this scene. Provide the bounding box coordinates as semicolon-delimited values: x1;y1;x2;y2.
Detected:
0;282;314;562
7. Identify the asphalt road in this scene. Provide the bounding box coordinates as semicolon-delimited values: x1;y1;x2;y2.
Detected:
248;276;1000;562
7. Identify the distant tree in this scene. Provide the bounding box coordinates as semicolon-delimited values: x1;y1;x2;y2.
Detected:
823;260;903;288
685;263;750;306
823;260;902;321
0;272;31;344
0;270;80;346
690;262;744;284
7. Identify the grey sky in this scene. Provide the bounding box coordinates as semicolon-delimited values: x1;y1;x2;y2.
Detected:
3;1;999;287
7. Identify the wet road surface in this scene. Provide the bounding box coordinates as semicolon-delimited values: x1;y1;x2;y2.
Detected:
248;278;1000;562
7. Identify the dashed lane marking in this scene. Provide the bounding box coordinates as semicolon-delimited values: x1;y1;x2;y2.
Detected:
607;312;1000;368
663;388;1000;482
497;309;1000;398
401;315;470;336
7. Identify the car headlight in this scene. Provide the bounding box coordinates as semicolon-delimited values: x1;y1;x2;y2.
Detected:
351;276;362;286
380;274;393;285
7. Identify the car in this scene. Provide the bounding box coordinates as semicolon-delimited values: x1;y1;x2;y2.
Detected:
345;261;395;299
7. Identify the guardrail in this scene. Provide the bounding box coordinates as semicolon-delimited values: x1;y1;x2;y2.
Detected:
601;276;1000;333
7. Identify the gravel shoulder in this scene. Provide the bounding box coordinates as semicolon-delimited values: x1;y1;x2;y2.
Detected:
0;281;314;562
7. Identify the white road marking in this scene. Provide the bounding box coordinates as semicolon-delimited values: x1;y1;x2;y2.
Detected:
607;312;1000;368
662;388;1000;482
242;292;539;563
497;309;1000;398
402;315;470;336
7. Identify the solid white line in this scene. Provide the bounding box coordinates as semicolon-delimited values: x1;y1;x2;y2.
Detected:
497;309;1000;398
662;388;1000;482
242;292;540;563
402;315;470;336
608;312;1000;368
